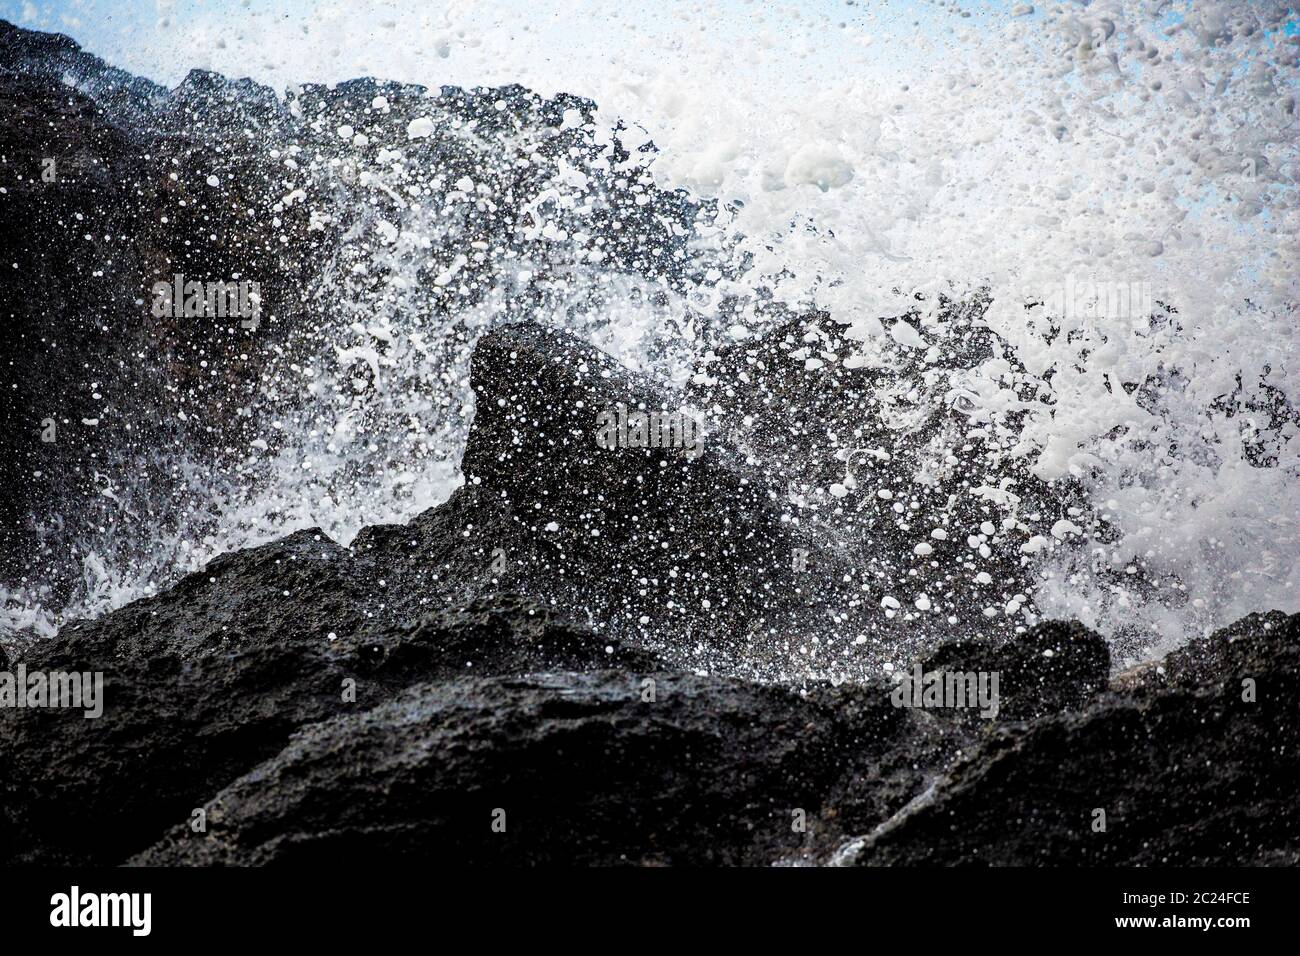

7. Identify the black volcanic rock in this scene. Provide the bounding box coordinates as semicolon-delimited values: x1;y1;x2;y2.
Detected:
1151;610;1298;693
356;593;663;683
0;521;659;866
0;41;325;595
131;671;913;867
919;620;1110;722
832;612;1300;866
0;20;165;120
461;321;832;664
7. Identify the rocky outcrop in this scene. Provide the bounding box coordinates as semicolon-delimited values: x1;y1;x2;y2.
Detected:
131;672;909;866
0;522;660;866
920;620;1109;723
1145;610;1299;694
461;322;841;676
832;611;1299;866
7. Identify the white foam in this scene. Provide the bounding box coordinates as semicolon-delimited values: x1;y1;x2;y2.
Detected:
5;1;1296;657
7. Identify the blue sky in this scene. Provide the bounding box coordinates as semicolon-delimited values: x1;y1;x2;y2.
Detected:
4;1;1294;97
0;0;991;94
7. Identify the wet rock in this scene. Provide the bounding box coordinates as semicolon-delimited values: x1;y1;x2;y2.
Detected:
1145;610;1297;693
355;593;663;682
463;322;786;578
0;59;323;595
461;322;834;673
919;620;1110;722
0;20;164;119
132;671;912;867
0;525;655;866
832;612;1300;866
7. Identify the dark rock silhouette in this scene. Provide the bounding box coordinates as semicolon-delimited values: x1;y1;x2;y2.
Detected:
833;611;1298;866
131;672;906;866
